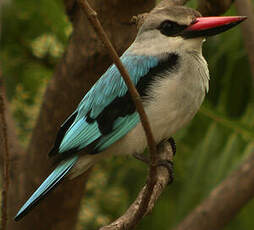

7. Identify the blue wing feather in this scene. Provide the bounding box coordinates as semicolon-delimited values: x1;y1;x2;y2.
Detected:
59;51;158;154
76;52;158;119
59;118;101;152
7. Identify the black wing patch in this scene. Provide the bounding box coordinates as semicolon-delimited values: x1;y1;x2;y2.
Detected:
48;111;78;157
86;53;179;135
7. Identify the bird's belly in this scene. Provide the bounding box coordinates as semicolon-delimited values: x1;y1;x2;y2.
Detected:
147;76;205;142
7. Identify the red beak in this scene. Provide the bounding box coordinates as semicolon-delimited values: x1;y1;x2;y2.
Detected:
182;16;247;38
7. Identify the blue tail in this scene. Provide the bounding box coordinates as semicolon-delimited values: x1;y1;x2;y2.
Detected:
14;156;78;221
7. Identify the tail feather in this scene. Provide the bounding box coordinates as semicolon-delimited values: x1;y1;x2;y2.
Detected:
14;156;78;221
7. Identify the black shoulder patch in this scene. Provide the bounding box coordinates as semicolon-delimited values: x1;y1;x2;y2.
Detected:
48;111;78;157
87;53;179;135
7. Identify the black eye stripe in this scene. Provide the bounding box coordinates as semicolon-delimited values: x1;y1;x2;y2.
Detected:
158;20;187;37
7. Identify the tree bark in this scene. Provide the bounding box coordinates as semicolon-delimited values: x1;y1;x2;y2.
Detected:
8;1;155;230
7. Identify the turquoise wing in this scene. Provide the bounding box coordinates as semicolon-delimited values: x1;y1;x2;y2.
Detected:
57;52;158;154
76;52;158;120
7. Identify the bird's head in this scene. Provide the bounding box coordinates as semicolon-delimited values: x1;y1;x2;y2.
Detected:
133;4;246;55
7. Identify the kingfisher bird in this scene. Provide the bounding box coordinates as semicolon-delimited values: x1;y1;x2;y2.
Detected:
15;3;246;221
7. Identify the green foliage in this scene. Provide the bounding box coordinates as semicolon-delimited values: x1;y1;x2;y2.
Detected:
2;0;254;229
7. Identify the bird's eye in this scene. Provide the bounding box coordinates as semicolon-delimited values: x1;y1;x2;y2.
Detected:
158;20;187;37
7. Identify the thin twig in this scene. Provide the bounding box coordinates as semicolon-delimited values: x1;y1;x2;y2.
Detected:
78;0;158;224
0;75;10;230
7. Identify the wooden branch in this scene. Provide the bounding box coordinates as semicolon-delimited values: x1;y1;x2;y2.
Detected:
173;151;254;230
100;141;174;230
0;75;10;230
235;0;254;86
78;0;159;225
